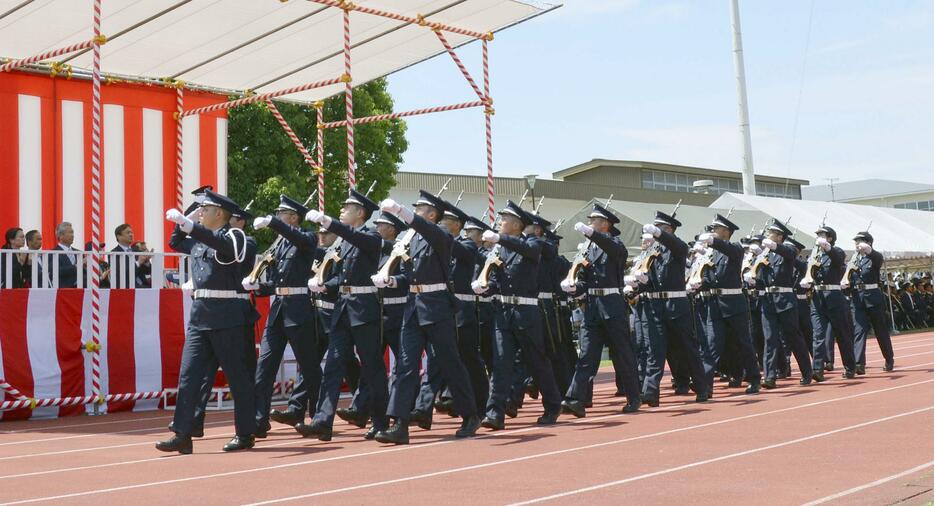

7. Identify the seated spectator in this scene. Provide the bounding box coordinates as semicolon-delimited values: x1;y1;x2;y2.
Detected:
1;227;27;288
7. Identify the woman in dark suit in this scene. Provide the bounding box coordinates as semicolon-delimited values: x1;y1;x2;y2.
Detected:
1;227;27;288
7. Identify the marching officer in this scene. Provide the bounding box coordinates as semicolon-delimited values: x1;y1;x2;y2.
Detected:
371;191;481;444
695;214;762;395
800;224;857;379
465;216;497;376
788;237;814;351
640;211;709;405
842;231;895;373
474;200;562;429
244;195;324;437
298;189;387;440
754;219;813;386
560;202;641;416
158;190;256;453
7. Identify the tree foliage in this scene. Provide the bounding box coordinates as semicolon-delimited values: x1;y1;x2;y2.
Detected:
226;78;408;248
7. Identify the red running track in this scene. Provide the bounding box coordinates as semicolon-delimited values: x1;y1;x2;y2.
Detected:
1;331;933;505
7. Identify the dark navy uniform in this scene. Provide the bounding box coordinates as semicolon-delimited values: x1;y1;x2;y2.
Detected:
756;221;813;384
160;191;255;452
251;196;325;434
791;245;813;351
562;204;641;415
846;232;895;371
806;226;857;376
697;215;762;394
642;212;708;404
535;224;573;395
483;201;561;426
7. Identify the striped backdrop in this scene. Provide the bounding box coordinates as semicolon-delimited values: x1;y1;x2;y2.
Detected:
0;72;228;252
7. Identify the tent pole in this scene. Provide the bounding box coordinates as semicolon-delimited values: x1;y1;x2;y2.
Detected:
315;101;326;212
483;37;494;225
342;5;355;189
88;0;105;415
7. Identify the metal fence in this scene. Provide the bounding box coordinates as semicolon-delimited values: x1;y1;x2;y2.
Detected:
0;249;191;289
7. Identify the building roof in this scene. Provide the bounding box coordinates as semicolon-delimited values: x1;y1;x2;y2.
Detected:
552;159;809;185
802;179;934;202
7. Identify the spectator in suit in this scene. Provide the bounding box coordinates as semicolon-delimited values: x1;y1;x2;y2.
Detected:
131;240;153;288
1;227;27;288
51;222;81;288
85;241;111;289
25;230;42;250
23;229;42;287
111;224;141;288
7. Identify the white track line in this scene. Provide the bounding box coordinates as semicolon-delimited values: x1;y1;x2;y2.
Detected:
507;406;934;505
802;459;934;505
6;377;933;505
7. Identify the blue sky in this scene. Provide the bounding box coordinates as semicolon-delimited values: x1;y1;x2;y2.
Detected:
387;0;934;186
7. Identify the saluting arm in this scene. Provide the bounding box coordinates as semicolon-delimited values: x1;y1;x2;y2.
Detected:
588;230;626;262
326;220;381;256
268;217;318;254
497;234;541;261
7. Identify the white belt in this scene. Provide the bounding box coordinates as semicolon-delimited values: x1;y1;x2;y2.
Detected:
797;294;808;300
478;296;494;304
455;293;477;302
707;288;745;296
764;287;793;294
559;300;570;307
410;283;447;294
276;287;308;296
538;292;553;299
857;283;879;290
193;289;250;300
315;300;334;310
588;288;620;296
814;284;841;291
382;296;408;305
339;285;378;295
646;291;687;300
499;295;539;306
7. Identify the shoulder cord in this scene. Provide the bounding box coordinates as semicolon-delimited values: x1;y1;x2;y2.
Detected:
214;228;247;265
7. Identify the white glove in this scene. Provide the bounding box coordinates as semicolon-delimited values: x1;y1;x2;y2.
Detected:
560;279;576;294
471;279;486;294
305;209;332;228
181;279;194;291
241;277;259;291
481;230;500;244
370;273;390;289
816;237;831;251
623;285;634;295
253;215;273;230
857;242;872;254
307;278;326;293
692;242;706;253
689;280;702;291
624;275;638;287
380;198;401;215
643;224;661;238
840;279;850;290
573;222;594;237
762;238;777;250
637;273;648;284
743;272;755;284
799;280;812;290
698;232;714;245
166;208;194;233
749;244;762;255
641;233;655;241
185;206;203;222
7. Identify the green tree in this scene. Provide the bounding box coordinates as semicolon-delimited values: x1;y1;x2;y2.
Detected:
226;78;408;248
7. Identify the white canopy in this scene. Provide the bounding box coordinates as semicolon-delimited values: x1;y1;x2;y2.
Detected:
0;0;556;101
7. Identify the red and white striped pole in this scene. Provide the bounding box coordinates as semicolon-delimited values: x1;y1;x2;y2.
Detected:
320;100;485;129
315;101;326;212
89;0;104;409
0;40;95;73
483;36;495;224
265;99;316;168
434;30;484;101
342;4;355;188
174;83;184;209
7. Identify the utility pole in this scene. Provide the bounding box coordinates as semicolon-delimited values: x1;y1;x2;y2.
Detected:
825;177;839;202
729;0;757;195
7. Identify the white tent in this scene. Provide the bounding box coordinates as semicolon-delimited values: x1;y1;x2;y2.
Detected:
0;0;557;101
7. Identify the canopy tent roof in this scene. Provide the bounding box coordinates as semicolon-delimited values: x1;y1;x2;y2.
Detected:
0;0;556;102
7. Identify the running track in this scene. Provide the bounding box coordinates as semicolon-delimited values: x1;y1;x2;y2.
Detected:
1;331;933;505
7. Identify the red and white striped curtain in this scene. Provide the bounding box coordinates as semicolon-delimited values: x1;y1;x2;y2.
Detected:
0;72;228;253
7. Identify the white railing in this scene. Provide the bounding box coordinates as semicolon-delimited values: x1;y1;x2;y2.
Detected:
0;249;192;289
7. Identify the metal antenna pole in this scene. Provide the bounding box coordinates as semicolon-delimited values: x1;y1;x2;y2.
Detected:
730;0;756;195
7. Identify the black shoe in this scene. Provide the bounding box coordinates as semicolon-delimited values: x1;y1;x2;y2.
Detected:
270;409;303;427
434;398;451;414
167;421;203;438
622;400;641;413
526;384;540;400
812;371;825;383
537;411;560;425
613;389;626;397
584;401;594;408
800;375;812;386
255;419;271;439
223;435;255;452
883;360;894;372
641;396;659;408
842;369;855;379
674;385;690;395
745;382;761;394
695;392;710;403
375;423;409;445
505;401;518;419
456;415;481;437
336;408;368;429
409;410;433;431
364;426;379;440
727;378;743;388
761;379;777;390
824;363;834;372
155;435;192;454
855;365;866;376
294;421;332;441
480;416;505;431
561;399;586;418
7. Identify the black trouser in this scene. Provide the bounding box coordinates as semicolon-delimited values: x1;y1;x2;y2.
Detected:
566;311;641;405
173;326;255;437
542;300;573;395
254;315;324;426
350;324;402;416
762;306;813;380
642;304;707;401
193;324;256;429
810;292;856;371
852;295;895;366
702;309;761;392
